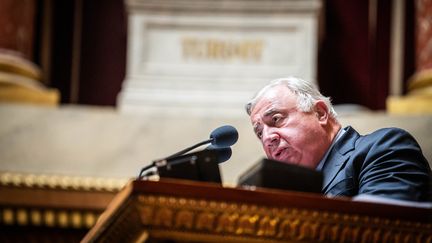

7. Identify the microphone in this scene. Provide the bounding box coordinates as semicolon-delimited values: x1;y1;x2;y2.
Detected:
138;125;238;179
165;125;238;159
209;125;239;148
205;145;232;164
157;146;232;169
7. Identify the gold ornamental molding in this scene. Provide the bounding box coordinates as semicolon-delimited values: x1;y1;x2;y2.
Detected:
0;171;129;192
0;171;129;230
1;207;99;229
136;194;432;242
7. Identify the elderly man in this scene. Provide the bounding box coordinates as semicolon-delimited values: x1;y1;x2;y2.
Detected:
246;77;431;201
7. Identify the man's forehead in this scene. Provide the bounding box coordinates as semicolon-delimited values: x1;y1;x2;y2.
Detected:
251;86;290;113
250;102;276;129
250;99;273;119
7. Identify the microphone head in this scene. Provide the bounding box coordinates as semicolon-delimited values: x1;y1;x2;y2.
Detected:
209;125;238;147
206;145;232;164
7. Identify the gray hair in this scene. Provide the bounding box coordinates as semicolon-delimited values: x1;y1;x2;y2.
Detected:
245;77;337;118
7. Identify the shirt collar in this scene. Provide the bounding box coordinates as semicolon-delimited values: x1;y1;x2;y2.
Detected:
316;127;345;171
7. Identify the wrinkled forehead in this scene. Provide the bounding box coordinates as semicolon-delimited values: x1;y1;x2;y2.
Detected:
250;99;272;123
250;85;294;114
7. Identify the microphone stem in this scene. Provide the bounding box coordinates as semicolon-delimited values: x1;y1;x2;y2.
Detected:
165;138;212;159
137;138;213;180
138;163;154;179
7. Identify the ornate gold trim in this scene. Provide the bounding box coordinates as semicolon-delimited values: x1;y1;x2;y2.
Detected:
1;207;100;229
0;171;128;192
136;195;432;242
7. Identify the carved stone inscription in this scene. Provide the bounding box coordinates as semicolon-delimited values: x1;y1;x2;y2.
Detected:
119;0;322;115
182;38;264;62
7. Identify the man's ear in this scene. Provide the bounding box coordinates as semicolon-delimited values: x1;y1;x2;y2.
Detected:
314;100;329;124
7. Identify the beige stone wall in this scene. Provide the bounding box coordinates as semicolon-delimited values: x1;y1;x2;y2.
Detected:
0;103;431;186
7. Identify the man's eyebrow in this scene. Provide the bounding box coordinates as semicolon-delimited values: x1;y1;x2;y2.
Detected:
263;108;278;117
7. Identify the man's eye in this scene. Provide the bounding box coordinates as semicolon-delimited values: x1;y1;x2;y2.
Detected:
256;131;262;139
272;116;281;123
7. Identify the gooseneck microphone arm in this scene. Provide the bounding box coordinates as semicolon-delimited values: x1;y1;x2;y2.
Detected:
137;138;213;179
138;163;156;179
137;125;238;179
137;145;233;180
165;138;212;160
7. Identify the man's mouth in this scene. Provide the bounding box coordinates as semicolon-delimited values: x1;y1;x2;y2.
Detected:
273;147;287;160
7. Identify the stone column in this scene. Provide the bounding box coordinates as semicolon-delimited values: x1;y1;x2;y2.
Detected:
409;0;432;90
0;0;36;59
0;0;59;105
387;0;432;114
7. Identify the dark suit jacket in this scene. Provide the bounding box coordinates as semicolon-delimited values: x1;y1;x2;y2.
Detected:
322;126;432;201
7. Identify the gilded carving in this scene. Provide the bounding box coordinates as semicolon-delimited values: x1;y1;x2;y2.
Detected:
30;209;42;226
330;224;342;241
339;226;360;242
236;214;258;235
83;212;97;228
195;212;216;231
175;210;194;229
359;228;373;243
0;206;100;229
71;211;82;228
154;208;173;227
17;209;28;225
277;218;300;239
2;208;14;225
138;206;154;225
136;194;432;242
0;171;127;192
256;216;278;237
299;221;319;241
44;210;55;227
317;224;332;242
58;210;68;228
216;212;239;233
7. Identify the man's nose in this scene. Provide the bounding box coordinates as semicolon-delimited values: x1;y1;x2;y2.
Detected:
263;128;279;148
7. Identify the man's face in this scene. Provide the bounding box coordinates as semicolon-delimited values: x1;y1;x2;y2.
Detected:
250;85;328;169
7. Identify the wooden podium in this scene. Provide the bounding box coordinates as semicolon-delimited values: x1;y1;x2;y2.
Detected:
82;179;432;242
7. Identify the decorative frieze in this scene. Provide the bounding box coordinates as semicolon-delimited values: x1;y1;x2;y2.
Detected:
1;207;99;229
136;194;432;242
0;171;128;192
0;171;125;230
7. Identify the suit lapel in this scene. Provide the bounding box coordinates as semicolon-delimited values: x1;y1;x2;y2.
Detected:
321;126;359;192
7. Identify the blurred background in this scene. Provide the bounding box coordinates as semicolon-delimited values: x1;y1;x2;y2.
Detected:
1;0;432;240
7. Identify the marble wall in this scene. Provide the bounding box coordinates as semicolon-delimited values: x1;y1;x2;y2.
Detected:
1;103;431;186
